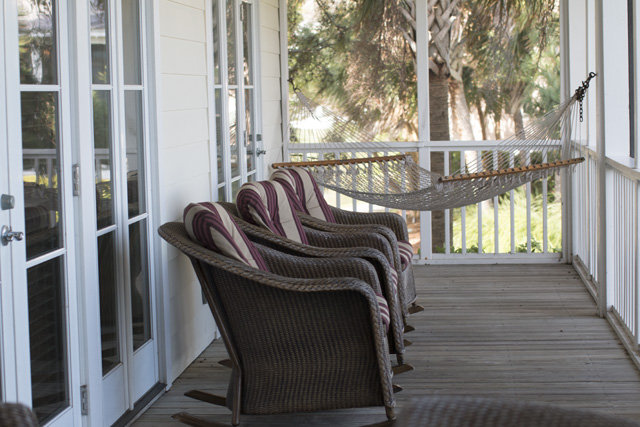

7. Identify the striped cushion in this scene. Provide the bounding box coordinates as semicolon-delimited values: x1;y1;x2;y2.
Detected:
271;167;336;223
236;181;309;244
398;240;414;269
376;293;391;333
184;202;269;271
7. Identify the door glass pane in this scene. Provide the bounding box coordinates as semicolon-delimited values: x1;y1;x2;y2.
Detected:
90;0;110;84
18;0;58;85
212;0;221;85
215;89;224;181
229;89;238;177
125;91;146;217
93;90;115;229
130;220;151;351
241;2;253;85
98;231;120;374
28;257;68;423
244;89;254;172
121;0;142;85
226;0;236;85
21;92;62;261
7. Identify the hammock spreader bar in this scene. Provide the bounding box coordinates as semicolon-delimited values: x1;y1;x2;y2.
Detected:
439;157;585;183
272;154;406;169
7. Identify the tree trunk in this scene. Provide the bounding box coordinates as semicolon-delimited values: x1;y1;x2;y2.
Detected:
449;80;475;141
429;71;449;253
513;108;524;135
475;99;488;141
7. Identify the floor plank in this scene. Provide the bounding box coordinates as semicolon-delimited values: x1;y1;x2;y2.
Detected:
132;264;640;426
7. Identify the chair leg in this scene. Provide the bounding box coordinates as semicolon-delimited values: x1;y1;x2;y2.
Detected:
392;363;414;375
408;304;424;314
185;390;227;407
219;359;233;368
172;412;229;427
404;324;415;333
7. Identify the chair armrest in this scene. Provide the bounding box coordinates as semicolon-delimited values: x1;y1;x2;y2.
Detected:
299;213;402;270
257;243;384;295
304;227;396;268
330;207;410;241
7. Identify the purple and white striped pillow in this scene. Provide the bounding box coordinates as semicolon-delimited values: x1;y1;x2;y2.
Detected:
376;293;391;333
397;240;414;269
184;202;269;271
271;167;336;223
236;181;309;244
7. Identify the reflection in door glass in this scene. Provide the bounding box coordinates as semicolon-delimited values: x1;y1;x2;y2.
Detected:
21;92;63;260
241;2;253;85
229;90;238;177
121;0;142;85
226;0;236;85
18;0;58;85
124;91;146;217
245;89;254;171
130;220;151;351
93;90;115;229
98;231;120;374
90;0;110;84
28;257;68;423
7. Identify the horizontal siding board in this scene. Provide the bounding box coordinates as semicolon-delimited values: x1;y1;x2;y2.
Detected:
162;75;208;111
260;27;280;55
261;52;281;78
161;175;212;222
160;0;206;42
261;76;281;102
162;140;211;186
260;3;279;31
163;109;209;148
262;99;282;127
169;0;205;9
161;37;207;75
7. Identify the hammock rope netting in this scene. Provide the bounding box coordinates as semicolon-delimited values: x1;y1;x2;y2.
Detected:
276;73;594;211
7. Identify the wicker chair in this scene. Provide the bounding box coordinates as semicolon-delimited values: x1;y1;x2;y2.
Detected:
270;168;421;315
159;221;396;426
218;201;411;365
0;402;38;427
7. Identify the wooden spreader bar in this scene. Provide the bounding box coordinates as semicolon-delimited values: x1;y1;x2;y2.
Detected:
272;154;407;169
438;157;585;184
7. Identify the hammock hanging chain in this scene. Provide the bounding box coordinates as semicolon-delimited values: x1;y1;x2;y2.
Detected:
575;71;597;122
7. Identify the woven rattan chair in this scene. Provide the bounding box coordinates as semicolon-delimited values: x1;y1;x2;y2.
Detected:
0;402;38;427
270;168;421;315
159;221;396;426
218;201;412;366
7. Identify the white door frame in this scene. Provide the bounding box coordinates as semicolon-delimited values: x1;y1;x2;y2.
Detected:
1;0;82;425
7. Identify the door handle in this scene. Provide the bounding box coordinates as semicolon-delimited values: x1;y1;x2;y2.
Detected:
1;225;24;246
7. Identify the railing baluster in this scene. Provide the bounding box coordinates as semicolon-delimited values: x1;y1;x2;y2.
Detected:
444;150;450;255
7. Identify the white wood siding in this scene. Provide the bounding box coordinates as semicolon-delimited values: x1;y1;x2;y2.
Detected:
155;0;284;383
259;0;285;169
158;0;217;383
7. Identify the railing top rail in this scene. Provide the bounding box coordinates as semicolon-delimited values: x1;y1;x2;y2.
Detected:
288;139;563;152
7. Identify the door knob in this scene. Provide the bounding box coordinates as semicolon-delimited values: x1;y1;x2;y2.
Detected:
1;225;24;246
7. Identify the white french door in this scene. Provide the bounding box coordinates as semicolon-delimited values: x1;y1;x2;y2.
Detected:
86;0;158;425
0;1;82;426
213;0;262;200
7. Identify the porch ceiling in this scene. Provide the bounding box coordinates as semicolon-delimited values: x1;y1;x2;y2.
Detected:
133;264;640;426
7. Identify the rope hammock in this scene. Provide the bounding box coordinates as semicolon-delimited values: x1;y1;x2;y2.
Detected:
273;73;595;211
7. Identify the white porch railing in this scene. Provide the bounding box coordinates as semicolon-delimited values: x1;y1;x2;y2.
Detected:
286;140;564;264
573;144;640;347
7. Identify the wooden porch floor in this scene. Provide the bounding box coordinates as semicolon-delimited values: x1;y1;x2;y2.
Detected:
133;264;640;426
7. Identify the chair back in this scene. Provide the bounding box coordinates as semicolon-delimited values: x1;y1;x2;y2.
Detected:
271;167;336;222
236;181;309;244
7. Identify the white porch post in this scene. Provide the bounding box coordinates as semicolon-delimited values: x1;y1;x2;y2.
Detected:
560;0;573;264
595;0;609;317
416;0;431;260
